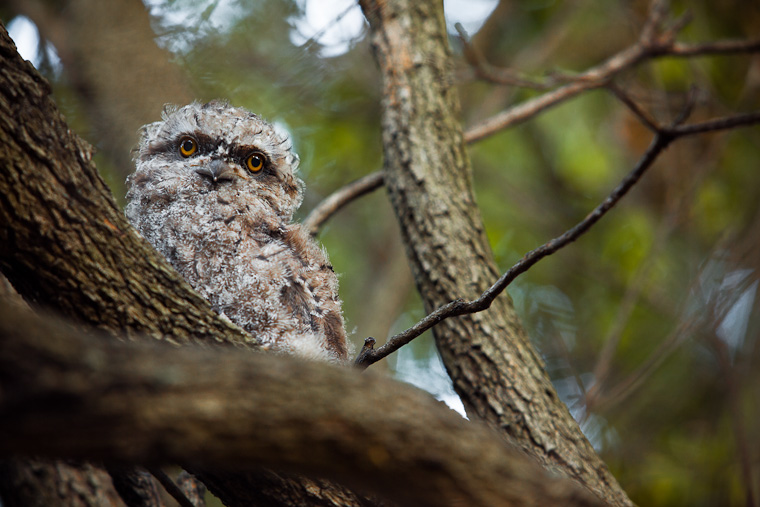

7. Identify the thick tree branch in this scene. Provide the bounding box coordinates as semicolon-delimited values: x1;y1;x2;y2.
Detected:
0;277;130;506
0;304;602;507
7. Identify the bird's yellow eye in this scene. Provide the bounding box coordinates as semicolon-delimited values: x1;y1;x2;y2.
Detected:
246;152;265;173
179;137;197;157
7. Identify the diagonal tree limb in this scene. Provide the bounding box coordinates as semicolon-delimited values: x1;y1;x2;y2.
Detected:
355;132;676;367
355;110;760;368
462;37;759;144
462;0;758;142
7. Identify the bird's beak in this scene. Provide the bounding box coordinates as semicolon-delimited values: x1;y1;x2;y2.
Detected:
196;159;235;183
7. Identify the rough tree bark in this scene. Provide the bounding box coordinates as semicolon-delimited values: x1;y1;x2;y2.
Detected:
0;26;252;348
0;458;126;507
0;291;602;507
0;22;603;507
0;278;128;507
3;4;192;498
359;1;632;505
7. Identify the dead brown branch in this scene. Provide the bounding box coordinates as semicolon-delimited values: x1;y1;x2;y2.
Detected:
606;84;661;133
663;39;760;57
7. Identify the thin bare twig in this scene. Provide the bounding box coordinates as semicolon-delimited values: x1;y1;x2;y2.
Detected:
353;337;377;367
355;111;760;368
664;39;760;57
355;133;672;368
303;172;384;236
606;84;661;132
455;23;553;90
306;6;759;235
463;22;760;143
670;111;760;135
586;131;738;414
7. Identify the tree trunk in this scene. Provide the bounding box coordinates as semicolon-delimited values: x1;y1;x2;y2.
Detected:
360;1;632;505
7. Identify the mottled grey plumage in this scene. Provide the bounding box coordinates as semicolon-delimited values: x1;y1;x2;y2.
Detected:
126;101;347;362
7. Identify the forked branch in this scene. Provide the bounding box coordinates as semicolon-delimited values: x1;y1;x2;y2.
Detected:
463;22;759;143
307;1;760;234
355;110;760;367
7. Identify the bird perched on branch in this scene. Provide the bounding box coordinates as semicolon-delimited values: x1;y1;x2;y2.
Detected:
125;101;348;362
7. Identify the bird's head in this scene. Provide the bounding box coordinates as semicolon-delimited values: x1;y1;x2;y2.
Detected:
129;101;303;220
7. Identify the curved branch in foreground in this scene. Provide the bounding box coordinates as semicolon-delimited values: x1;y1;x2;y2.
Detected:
356;111;760;367
0;304;602;507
